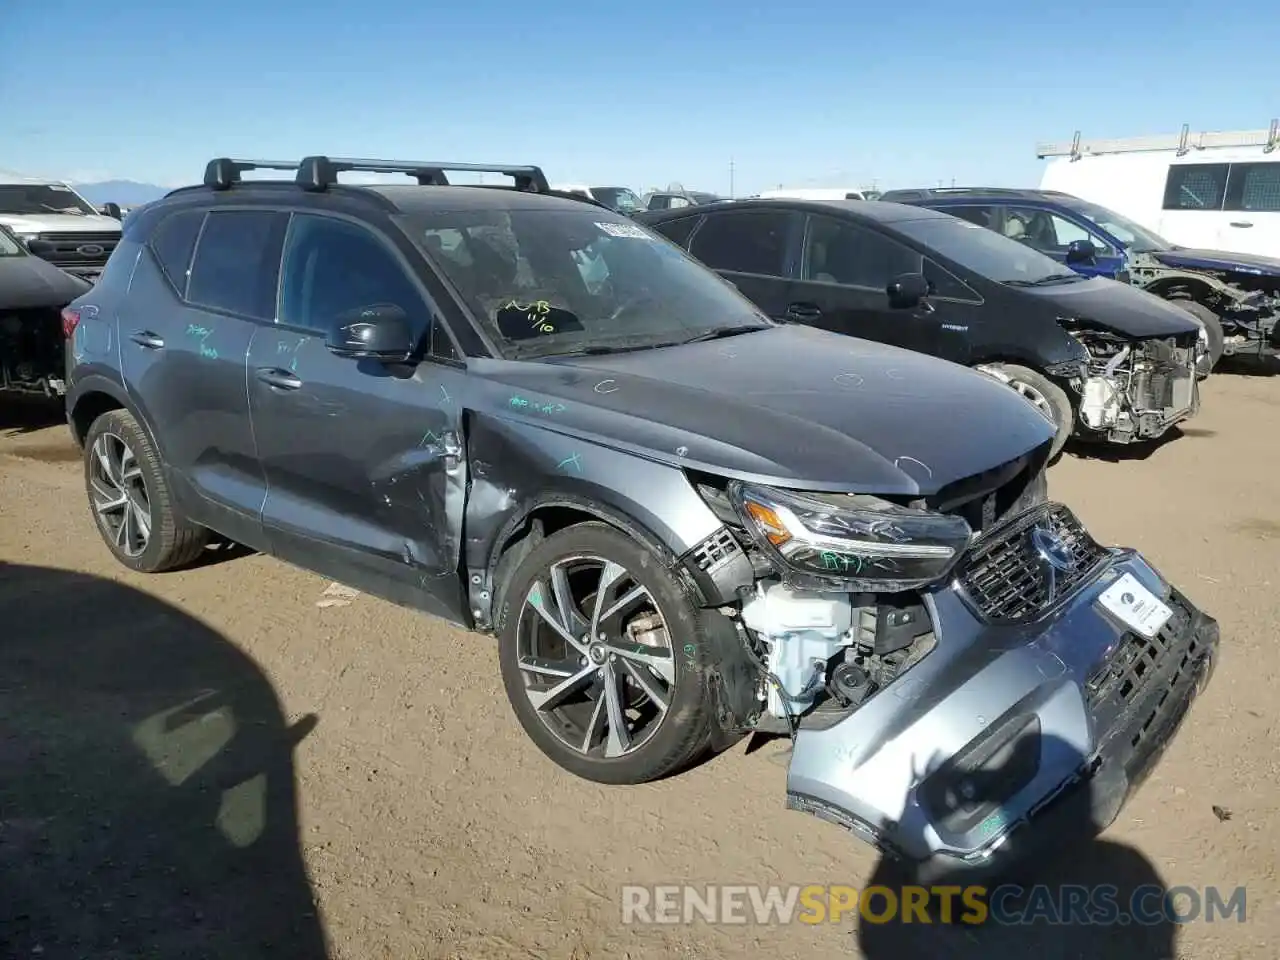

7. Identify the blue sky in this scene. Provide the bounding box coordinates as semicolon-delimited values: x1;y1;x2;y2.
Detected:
2;0;1275;195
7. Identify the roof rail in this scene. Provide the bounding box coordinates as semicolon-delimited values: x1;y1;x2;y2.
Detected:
1036;120;1280;160
295;156;549;193
200;156;550;193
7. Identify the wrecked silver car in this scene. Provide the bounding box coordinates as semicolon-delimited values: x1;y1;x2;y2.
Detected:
66;157;1220;884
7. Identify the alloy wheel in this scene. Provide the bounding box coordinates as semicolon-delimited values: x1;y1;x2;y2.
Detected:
514;554;675;759
1006;378;1057;424
89;432;152;558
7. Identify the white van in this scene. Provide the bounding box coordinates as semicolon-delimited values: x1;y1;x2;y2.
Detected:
1037;122;1280;257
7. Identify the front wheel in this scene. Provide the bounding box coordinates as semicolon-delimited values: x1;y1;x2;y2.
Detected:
497;521;714;784
1168;299;1224;379
976;363;1074;462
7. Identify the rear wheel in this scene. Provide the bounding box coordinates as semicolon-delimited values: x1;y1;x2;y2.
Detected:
1168;299;1224;378
83;408;209;573
976;363;1073;462
497;521;714;784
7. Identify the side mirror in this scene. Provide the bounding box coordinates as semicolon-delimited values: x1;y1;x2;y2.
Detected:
325;304;415;361
99;202;122;220
886;272;930;309
1065;238;1097;265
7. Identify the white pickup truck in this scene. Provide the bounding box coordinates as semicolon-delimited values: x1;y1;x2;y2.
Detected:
0;172;123;281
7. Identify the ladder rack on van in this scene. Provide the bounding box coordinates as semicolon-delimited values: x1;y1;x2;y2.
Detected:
1036;120;1279;160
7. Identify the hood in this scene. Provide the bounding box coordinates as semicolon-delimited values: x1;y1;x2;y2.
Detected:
1021;275;1200;339
0;213;123;235
468;325;1055;496
1150;247;1280;277
0;253;93;309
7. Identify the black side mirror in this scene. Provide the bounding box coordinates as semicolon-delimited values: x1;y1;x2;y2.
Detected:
886;272;930;309
1065;238;1097;265
99;202;122;220
325;304;415;361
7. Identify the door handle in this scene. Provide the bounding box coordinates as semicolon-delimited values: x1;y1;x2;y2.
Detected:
255;367;303;391
786;302;822;321
1228;221;1253;228
130;331;165;349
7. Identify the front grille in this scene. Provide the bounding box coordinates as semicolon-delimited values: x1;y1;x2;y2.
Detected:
27;230;118;269
1085;593;1206;760
957;503;1109;623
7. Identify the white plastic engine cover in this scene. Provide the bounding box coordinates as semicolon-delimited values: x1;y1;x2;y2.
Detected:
1079;377;1123;429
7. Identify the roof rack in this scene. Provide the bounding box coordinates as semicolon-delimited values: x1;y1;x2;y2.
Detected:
200;156;550;193
1036;120;1280;160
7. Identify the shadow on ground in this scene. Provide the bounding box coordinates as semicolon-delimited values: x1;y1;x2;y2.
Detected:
0;396;65;436
857;732;1177;959
0;561;328;959
1066;425;1187;463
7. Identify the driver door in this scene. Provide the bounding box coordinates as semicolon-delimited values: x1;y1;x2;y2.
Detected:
246;211;468;622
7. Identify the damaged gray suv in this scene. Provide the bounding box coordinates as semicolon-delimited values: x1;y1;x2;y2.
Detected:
64;157;1219;882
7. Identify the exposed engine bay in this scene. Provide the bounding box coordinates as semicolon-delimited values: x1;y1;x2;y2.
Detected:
1063;328;1198;443
685;449;1049;732
738;583;936;729
0;308;67;397
1129;252;1280;360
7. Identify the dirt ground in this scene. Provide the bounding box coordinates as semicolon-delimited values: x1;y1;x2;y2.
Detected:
1;369;1278;960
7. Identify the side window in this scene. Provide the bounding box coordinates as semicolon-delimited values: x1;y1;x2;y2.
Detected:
647;196;670;210
148;209;205;296
279;214;430;344
650;214;701;248
668;196;691;209
689;209;793;276
1163;164;1229;211
923;258;979;301
1225;163;1280;212
1000;206;1114;255
187;210;288;320
801;215;919;288
941;205;996;229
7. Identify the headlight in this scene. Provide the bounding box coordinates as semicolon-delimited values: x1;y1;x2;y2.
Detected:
725;481;972;591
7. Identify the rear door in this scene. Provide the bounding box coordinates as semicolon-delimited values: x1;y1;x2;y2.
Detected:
787;213;959;358
1222;161;1280;256
246;211;468;622
684;207;800;318
1158;162;1229;248
120;206;286;547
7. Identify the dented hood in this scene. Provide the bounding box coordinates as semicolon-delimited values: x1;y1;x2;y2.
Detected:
1022;276;1201;340
1150;247;1280;277
469;325;1055;496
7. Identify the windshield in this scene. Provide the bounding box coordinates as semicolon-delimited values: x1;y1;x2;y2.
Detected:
1062;199;1171;252
410;208;771;359
590;187;644;214
0;183;98;217
894;216;1083;285
0;227;24;256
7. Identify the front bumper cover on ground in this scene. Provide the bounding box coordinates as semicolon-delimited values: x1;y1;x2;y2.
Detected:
785;504;1218;884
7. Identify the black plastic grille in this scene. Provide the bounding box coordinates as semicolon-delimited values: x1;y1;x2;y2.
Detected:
28;231;118;269
690;528;741;572
957;503;1109;623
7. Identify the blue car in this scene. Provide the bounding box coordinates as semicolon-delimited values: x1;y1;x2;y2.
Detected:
880;187;1280;376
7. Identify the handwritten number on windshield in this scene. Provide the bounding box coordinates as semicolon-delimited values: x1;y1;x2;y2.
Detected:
504;299;555;334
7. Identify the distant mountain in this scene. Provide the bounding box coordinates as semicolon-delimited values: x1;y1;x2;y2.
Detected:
74;180;170;206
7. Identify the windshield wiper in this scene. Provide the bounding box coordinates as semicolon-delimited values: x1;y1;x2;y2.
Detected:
1004;273;1085;287
677;324;771;344
537;343;667;359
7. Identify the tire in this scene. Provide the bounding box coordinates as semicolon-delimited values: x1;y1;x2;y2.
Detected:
1168;298;1224;378
978;363;1073;462
83;408;210;573
497;521;714;784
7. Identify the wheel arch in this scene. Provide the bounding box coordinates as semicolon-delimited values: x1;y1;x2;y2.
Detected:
68;376;134;448
1142;273;1223;308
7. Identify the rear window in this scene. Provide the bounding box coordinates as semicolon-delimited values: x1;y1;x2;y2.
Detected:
148;210;205;296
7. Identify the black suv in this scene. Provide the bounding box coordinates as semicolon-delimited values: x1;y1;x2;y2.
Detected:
62;157;1218;882
637;199;1205;460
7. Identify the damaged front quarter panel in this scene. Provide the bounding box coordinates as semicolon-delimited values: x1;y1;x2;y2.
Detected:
461;410;728;632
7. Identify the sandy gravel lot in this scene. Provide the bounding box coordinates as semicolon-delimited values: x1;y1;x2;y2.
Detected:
2;369;1277;960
